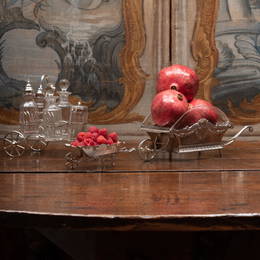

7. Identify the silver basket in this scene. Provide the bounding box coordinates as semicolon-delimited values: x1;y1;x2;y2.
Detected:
64;142;134;169
138;106;253;161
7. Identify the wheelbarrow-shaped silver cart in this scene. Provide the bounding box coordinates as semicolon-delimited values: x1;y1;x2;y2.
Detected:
138;106;253;161
2;129;48;158
64;142;135;169
2;120;68;158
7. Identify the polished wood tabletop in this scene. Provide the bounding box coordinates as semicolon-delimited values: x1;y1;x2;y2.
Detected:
1;140;260;231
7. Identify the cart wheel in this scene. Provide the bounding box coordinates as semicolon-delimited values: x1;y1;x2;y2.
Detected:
154;134;170;150
26;134;48;152
3;131;26;157
99;153;117;169
138;138;157;161
65;148;83;169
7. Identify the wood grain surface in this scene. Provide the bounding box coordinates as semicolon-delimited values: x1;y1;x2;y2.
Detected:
1;141;260;231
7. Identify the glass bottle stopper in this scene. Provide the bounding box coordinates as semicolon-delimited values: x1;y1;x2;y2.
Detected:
25;80;33;93
45;83;56;97
40;74;49;87
36;83;44;95
59;79;70;92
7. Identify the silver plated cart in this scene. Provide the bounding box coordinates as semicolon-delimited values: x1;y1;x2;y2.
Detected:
1;76;87;158
138;106;253;161
64;142;134;169
2;129;48;158
2;120;68;158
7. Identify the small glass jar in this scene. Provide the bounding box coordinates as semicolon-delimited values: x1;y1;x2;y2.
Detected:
42;83;64;141
57;79;71;122
57;79;72;140
69;102;88;140
19;80;40;136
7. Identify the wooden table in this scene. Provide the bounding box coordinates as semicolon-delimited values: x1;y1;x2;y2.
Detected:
1;141;260;231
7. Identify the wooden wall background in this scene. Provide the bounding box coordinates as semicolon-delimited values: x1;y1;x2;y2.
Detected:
1;0;259;137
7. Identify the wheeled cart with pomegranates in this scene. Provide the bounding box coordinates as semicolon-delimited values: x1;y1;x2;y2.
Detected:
138;107;253;161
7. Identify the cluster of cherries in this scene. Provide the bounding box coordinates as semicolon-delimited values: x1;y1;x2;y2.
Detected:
71;126;118;147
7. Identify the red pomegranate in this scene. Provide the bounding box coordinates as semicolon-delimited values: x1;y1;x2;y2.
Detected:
174;108;204;129
156;64;199;102
189;98;218;124
189;98;213;108
151;89;189;127
174;98;219;129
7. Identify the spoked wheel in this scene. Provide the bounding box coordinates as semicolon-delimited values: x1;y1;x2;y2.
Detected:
26;134;48;152
138;138;157;161
154;134;170;151
3;131;26;157
99;153;117;169
65;147;83;169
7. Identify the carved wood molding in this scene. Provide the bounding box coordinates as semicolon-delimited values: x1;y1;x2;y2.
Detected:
0;0;146;126
191;0;219;101
227;96;260;125
88;0;147;124
191;0;260;125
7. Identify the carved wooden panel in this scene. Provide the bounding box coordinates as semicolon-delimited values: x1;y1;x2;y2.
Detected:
192;0;260;125
0;0;146;125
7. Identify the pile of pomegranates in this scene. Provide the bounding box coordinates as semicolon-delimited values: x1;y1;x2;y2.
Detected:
151;64;218;128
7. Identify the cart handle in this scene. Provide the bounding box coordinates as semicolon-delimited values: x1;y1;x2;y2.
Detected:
222;125;253;147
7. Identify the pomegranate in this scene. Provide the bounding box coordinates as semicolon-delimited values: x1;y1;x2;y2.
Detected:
156;64;199;102
151;89;189;127
174;108;205;129
189;98;213;108
175;98;218;129
189;98;218;124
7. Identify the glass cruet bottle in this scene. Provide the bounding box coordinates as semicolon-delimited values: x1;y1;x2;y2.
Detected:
57;79;71;122
35;82;45;121
35;75;49;121
19;80;40;136
42;82;63;141
57;79;72;139
69;101;88;140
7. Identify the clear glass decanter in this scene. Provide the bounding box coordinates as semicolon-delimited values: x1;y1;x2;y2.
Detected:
19;80;40;136
69;102;88;140
57;79;72;140
35;75;49;120
57;79;71;121
42;83;64;141
35;82;45;121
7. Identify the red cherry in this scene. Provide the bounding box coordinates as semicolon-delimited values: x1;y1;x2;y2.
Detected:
99;128;108;137
107;137;114;145
84;132;94;139
71;140;79;147
76;132;86;142
88;126;99;133
84;138;97;146
83;138;91;146
92;132;99;140
96;135;108;144
108;132;118;143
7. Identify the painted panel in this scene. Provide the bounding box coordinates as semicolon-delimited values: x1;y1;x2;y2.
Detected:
193;0;260;125
0;0;146;125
